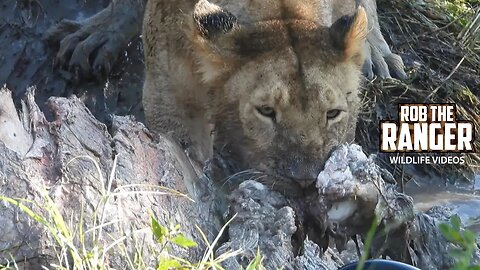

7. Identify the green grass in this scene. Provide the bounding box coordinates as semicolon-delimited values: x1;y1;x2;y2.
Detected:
355;216;380;270
0;155;262;270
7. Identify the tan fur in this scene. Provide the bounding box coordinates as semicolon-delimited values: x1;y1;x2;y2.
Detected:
344;7;368;64
142;0;368;189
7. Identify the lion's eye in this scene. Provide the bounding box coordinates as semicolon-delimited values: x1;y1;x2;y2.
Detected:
326;109;343;120
256;106;276;121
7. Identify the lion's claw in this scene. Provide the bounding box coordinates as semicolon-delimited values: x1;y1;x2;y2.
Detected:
360;0;407;80
45;2;143;83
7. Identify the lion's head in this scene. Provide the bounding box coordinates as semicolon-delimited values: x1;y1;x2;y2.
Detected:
189;0;368;190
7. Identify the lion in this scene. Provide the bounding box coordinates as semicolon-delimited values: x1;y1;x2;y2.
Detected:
141;0;369;192
46;0;405;193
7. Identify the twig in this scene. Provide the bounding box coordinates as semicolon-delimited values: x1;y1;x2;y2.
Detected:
424;56;466;101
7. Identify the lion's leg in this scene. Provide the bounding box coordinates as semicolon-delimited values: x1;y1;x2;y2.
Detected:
45;0;146;82
142;75;191;148
141;1;212;172
142;71;212;172
360;0;406;80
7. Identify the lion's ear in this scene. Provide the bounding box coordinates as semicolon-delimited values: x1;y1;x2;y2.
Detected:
329;6;368;66
193;0;238;39
190;0;240;83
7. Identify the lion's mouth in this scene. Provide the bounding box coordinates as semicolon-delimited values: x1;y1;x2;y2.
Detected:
296;178;317;188
216;159;320;196
254;162;323;188
259;173;317;196
277;175;316;188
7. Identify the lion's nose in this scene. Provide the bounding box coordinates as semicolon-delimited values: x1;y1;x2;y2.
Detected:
286;159;322;187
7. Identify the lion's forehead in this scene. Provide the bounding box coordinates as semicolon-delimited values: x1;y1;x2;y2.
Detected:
212;0;340;26
226;8;348;61
234;50;357;111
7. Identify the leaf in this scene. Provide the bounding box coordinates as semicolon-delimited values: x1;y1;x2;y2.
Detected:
451;215;462;231
151;215;168;243
439;223;463;244
463;230;477;247
171;234;197;248
157;258;182;270
449;248;467;260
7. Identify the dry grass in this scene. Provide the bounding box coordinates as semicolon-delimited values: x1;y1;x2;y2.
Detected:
356;0;480;183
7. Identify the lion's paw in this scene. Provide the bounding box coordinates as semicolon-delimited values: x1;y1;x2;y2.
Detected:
363;40;406;80
45;3;142;82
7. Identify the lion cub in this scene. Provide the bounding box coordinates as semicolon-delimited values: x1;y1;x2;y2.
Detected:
142;0;368;190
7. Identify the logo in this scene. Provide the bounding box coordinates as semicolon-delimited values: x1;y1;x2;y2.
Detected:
379;104;476;165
